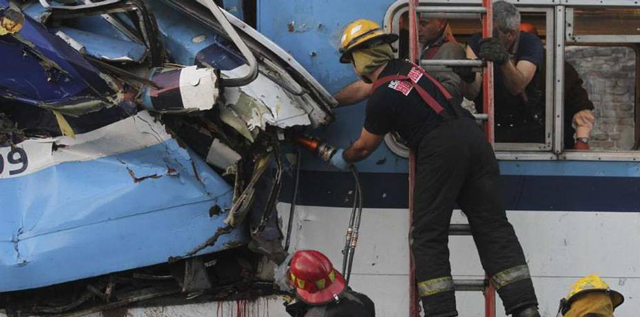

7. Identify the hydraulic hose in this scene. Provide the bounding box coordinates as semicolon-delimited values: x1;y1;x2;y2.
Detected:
284;150;301;252
287;133;364;285
342;164;363;286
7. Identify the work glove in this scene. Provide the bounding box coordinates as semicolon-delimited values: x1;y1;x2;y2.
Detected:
330;149;350;171
452;65;476;84
478;38;509;66
574;140;590;150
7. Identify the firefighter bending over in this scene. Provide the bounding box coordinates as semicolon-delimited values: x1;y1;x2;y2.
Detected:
328;19;540;317
334;14;465;107
284;250;375;316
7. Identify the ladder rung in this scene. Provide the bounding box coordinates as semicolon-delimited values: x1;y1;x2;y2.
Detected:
417;12;481;20
419;60;483;74
420;65;482;74
420;60;484;67
454;279;488;291
418;7;486;14
449;223;471;235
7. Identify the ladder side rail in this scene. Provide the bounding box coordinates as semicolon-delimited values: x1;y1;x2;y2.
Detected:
408;1;420;316
481;1;497;317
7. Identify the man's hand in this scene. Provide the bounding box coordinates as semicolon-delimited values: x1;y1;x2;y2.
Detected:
330;149;350;171
478;38;509;65
572;110;595;138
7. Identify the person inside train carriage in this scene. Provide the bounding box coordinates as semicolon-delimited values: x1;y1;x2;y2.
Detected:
415;15;466;104
333;14;465;106
328;19;540;317
519;22;595;150
461;1;545;143
283;250;375;317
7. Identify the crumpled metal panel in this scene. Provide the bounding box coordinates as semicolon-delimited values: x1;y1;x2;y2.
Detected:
0;112;246;292
55;26;148;62
0;0;120;116
148;0;334;132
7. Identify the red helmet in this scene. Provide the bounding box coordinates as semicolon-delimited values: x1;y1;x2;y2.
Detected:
288;250;346;305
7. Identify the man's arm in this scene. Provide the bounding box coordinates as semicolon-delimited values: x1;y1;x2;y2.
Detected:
343;128;385;163
500;60;537;96
564;62;595;142
430;42;466;102
461;45;482;101
333;80;373;107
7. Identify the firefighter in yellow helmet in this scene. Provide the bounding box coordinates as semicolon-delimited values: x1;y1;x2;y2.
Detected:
557;275;624;317
338;19;398;80
328;19;539;317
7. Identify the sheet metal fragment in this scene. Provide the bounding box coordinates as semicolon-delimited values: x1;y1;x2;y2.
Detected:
206;138;241;170
142;66;219;113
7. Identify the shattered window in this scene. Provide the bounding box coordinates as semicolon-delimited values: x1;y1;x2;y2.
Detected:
565;46;638;151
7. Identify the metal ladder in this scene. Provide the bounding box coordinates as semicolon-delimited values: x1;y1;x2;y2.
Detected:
406;0;495;316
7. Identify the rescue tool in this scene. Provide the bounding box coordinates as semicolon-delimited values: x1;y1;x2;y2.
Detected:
290;134;364;285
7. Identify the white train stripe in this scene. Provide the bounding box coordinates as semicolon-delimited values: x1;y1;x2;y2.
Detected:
0;111;171;179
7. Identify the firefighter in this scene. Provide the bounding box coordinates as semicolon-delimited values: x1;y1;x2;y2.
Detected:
557;275;624;317
329;19;540;316
334;14;465;107
284;250;375;316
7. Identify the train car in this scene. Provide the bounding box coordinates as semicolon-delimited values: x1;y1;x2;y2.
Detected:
261;0;640;316
1;0;639;316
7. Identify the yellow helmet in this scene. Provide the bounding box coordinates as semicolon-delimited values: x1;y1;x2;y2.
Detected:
339;19;398;63
564;275;624;311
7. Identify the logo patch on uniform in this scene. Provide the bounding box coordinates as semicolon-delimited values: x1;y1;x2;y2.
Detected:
408;67;423;83
388;80;413;96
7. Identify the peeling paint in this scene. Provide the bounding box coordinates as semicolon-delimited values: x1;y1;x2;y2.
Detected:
191;160;201;183
192;34;206;44
209;205;222;217
12;233;20;262
13;33;69;76
126;167;161;183
171;226;235;261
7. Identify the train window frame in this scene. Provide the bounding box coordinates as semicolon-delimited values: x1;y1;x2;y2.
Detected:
383;1;640;161
559;5;640;161
384;2;556;159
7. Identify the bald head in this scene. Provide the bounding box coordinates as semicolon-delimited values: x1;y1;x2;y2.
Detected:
417;17;447;46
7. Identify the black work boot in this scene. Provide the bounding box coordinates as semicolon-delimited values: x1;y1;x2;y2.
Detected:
512;306;541;317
